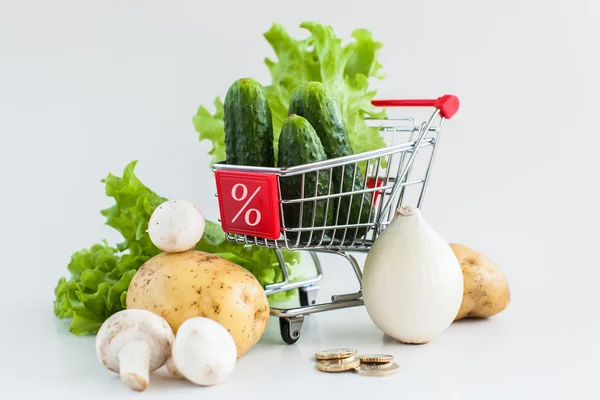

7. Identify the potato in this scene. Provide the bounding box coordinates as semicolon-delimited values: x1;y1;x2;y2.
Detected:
450;243;511;321
126;250;270;358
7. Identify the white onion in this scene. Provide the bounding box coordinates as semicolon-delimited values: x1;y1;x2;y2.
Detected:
362;206;464;344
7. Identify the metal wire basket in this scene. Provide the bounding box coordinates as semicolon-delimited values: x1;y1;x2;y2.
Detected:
213;95;459;343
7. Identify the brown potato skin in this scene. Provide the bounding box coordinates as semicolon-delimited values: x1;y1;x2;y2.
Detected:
450;243;510;321
126;250;270;358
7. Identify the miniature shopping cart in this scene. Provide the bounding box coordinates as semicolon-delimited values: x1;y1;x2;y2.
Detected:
213;95;459;344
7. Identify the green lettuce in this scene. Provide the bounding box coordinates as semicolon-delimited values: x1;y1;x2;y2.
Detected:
55;21;386;336
193;21;387;167
54;160;301;335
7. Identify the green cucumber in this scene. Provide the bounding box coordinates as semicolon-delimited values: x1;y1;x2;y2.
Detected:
288;82;372;241
278;115;334;244
223;78;274;167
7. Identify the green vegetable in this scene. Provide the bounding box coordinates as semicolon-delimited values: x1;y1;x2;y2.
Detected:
193;21;386;167
53;160;301;335
278;114;333;243
224;78;274;167
288;81;372;241
55;20;388;335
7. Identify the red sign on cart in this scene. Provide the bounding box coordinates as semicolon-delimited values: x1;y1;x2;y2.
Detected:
214;170;281;240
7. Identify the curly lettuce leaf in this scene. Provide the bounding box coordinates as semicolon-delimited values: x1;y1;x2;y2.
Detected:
268;21;387;166
192;98;225;166
100;161;168;255
54;161;301;335
193;21;387;166
344;29;385;82
53;241;144;334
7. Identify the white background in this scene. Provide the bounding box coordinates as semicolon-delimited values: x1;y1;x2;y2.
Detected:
1;0;599;399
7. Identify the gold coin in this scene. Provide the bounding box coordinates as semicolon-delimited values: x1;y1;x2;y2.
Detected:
354;362;399;377
317;356;361;372
315;348;357;360
358;354;394;363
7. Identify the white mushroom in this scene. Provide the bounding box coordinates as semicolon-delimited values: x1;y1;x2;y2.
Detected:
165;356;183;379
95;309;174;391
147;199;206;253
171;317;237;386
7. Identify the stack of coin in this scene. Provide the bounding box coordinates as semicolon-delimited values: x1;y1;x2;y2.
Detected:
314;349;399;377
315;348;360;372
355;354;399;377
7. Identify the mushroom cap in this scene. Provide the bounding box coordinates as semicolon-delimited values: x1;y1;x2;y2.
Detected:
148;199;206;253
95;309;174;373
172;317;237;386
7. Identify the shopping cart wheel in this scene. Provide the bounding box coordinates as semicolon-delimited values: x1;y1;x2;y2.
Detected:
299;285;319;306
279;316;305;344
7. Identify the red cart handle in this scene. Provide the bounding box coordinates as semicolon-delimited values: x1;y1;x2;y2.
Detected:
371;94;459;119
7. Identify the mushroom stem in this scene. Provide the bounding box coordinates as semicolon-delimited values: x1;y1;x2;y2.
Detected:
118;339;151;391
166;356;183;379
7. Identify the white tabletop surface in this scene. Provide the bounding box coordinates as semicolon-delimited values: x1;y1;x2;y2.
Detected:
2;1;600;398
3;249;598;400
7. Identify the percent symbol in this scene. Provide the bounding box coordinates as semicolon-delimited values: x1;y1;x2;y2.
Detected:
230;183;262;226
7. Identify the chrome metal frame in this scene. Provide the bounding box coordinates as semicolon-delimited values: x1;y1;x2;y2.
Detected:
212;108;447;342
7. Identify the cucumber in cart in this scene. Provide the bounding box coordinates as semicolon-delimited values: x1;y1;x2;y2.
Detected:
223;78;275;167
278;115;334;243
215;88;460;345
288;82;373;241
